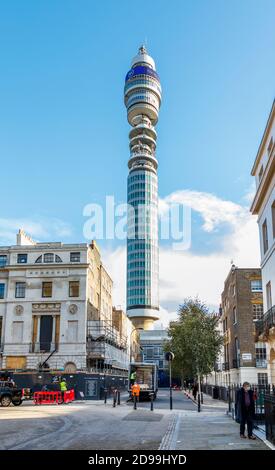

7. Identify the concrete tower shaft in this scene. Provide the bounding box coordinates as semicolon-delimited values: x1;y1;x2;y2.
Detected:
124;46;161;330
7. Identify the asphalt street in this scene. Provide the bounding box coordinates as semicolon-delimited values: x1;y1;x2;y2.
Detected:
0;389;268;450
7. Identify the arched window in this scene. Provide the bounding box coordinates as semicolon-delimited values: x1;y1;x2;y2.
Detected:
35;253;63;264
44;253;54;263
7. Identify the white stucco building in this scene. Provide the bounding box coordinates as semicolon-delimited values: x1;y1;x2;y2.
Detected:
251;99;275;384
0;230;135;373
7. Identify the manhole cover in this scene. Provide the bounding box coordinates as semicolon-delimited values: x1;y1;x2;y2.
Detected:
123;412;163;422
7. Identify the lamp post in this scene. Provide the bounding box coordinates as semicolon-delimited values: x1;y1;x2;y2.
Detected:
165;352;175;410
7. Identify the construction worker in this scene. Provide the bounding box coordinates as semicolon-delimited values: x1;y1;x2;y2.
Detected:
131;382;140;399
60;377;67;401
130;369;137;386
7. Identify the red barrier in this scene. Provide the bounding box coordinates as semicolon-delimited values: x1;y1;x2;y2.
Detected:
33;390;75;405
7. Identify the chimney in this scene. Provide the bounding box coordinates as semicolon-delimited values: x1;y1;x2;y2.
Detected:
16;229;36;246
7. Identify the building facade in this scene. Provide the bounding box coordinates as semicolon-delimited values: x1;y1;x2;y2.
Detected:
0;231;136;373
219;266;268;385
251;100;275;384
124;46;161;330
140;329;169;386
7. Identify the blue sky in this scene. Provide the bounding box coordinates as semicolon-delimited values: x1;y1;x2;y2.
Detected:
0;1;274;317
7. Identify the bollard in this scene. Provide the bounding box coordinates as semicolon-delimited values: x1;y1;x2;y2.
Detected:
198;393;201;412
104;388;107;404
133;394;137;410
117;390;120;405
201;392;203;404
150;393;154;411
113;390;117;408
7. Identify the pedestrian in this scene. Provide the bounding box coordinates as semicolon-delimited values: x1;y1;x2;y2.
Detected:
237;382;256;440
60;377;68;401
192;382;198;400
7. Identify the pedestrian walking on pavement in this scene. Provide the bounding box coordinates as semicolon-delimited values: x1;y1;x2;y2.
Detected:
237;382;256;440
192;382;198;401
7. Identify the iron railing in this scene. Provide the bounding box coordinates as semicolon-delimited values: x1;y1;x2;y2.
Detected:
264;393;275;445
255;305;275;336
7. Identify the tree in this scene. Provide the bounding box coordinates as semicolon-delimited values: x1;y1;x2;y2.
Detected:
165;298;223;386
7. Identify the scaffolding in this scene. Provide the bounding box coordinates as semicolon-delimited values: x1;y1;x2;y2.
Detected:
86;320;128;372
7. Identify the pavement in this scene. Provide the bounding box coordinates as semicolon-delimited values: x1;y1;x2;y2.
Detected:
0;389;271;450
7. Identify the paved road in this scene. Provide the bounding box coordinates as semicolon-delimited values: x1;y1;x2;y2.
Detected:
0;389;269;450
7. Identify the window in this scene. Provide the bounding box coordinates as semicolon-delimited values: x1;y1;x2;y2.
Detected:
159;360;164;369
233;307;237;325
272;201;275;239
12;321;23;342
0;283;5;299
35;255;42;263
146;348;154;359
0;255;7;267
267;136;273;155
257;373;268;386
251;280;262;292
15;282;26;298
223;317;228;333
262;220;269;254
55;255;62;263
255;343;267;367
70;252;80;262
252;304;264;321
258;165;264;183
42;282;52;298
17;254;27;264
69;281;80;297
44;253;54;263
266;282;272;310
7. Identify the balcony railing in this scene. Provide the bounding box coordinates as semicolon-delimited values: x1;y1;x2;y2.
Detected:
255;305;275;336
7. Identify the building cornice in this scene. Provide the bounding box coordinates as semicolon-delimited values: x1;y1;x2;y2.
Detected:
250;153;275;214
251;99;275;176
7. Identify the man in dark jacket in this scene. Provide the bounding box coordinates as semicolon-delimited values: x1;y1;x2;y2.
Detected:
237;382;256;439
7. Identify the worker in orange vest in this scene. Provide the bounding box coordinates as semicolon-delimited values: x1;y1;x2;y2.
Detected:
131;382;140;399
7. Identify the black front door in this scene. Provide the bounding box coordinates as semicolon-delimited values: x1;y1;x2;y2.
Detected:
40;316;53;352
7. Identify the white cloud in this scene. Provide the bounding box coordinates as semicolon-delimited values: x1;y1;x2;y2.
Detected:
103;188;260;328
0;217;73;245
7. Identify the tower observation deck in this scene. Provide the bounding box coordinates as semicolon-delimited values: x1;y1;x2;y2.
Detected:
124;46;162;330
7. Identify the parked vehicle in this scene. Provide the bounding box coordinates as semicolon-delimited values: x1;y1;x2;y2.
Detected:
128;362;158;400
0;381;23;407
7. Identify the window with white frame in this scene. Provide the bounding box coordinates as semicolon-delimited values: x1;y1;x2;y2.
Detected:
257;373;268;385
251;280;262;292
252;303;264;320
233;307;237;324
262;219;269;254
266;282;272;310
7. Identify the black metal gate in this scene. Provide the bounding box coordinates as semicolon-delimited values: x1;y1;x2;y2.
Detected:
264;394;275;445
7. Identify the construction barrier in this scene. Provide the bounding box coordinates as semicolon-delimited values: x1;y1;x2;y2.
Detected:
33;389;75;405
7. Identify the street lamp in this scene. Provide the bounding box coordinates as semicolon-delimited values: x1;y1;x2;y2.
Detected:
165;351;175;410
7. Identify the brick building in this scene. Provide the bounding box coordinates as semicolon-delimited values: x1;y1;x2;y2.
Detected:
219;265;268;385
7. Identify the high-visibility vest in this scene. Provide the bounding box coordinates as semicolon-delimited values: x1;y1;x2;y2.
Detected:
131;384;140;396
60;381;67;392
